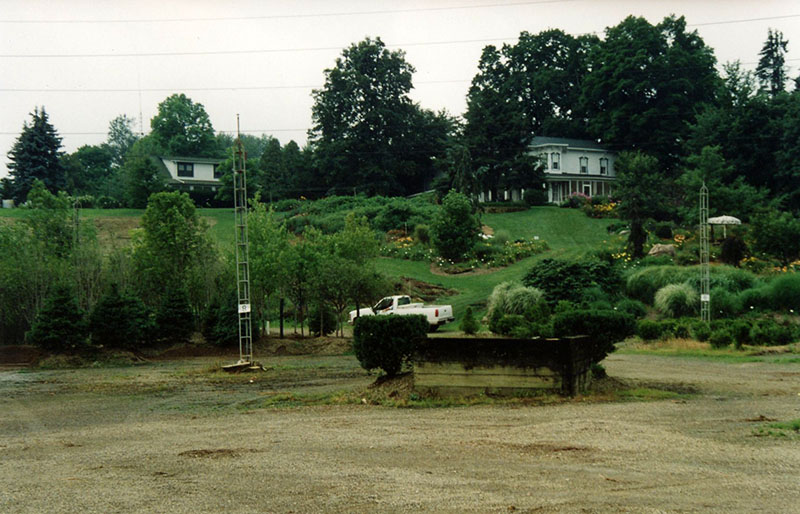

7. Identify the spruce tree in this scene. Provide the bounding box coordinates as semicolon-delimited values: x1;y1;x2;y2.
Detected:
756;29;789;96
6;107;66;203
89;284;151;350
26;285;88;353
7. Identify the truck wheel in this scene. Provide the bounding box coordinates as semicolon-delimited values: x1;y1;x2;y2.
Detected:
428;324;439;333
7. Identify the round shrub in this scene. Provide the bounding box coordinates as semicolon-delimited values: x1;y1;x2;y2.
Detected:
710;288;741;318
308;304;337;336
673;319;692;339
737;287;770;312
654;283;698;318
637;320;664;341
615;299;647;319
352;315;428;377
487;282;544;320
524;300;551;325
730;320;753;348
494;314;528;336
709;329;733;348
720;236;748;266
552;309;635;355
691;322;711;342
654;222;673;239
767;274;800;312
749;319;796;346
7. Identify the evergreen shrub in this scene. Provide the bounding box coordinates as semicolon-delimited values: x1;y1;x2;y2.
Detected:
710;288;741;318
89;285;151;350
459;306;480;335
767;274;800;312
552;309;635;354
352;315;428;377
615;298;647;319
26;285;88;353
155;287;194;344
691;322;711;342
308;304;337;336
709;329;733;348
720;236;748;266
524;258;622;306
636;320;664;341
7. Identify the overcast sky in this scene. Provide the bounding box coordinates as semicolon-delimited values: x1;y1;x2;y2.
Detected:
1;0;798;179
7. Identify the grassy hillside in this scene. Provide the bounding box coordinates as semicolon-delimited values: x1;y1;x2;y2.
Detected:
1;204;623;328
377;207;624;330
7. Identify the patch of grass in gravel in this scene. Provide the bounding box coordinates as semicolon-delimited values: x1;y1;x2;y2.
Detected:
754;418;800;439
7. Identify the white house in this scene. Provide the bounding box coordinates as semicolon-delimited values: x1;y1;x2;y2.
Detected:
156;156;223;193
533;137;616;204
478;137;617;204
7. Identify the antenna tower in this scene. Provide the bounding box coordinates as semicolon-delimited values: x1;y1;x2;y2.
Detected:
699;183;710;324
233;115;253;364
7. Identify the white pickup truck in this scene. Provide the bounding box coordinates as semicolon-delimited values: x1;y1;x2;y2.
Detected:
349;295;455;331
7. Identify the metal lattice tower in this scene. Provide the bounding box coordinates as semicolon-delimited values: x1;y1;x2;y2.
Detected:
233;116;253;363
699;183;710;324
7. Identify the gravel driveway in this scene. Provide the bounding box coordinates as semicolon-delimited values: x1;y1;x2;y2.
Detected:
1;353;798;513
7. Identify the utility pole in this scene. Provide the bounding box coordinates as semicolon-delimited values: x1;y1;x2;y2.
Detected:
223;115;260;372
700;183;710;324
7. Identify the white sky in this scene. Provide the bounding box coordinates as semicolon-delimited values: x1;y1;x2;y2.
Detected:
1;0;799;179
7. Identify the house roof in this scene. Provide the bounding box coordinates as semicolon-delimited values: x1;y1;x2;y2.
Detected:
530;137;609;151
158;156;223;164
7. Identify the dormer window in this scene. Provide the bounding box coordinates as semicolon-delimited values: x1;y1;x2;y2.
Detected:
551;152;560;170
580;157;588;174
177;162;194;177
539;153;548;169
600;158;608;175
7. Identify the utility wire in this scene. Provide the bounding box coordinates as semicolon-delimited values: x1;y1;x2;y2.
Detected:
2;13;799;59
0;0;582;24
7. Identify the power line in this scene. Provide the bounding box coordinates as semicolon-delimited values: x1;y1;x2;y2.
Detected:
0;37;520;59
2;12;798;59
0;0;581;24
0;79;472;93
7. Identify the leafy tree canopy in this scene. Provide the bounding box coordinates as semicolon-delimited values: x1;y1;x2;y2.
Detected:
582;15;719;171
150;94;218;157
107;114;140;168
310;37;453;196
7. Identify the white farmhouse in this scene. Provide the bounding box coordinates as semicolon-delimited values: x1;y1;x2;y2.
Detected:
532;137;616;204
478;136;617;204
156;156;224;193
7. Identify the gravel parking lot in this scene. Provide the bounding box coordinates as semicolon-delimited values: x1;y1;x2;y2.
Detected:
1;352;799;513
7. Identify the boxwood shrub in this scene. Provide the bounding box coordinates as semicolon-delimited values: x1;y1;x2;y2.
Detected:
552;309;635;355
353;315;428;377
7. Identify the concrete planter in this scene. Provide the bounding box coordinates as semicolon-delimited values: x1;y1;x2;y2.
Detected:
413;336;599;397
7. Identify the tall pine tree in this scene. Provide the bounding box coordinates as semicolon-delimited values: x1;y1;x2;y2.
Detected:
756;29;789;96
6;107;66;203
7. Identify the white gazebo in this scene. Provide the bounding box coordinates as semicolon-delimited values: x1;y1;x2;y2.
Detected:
708;215;741;239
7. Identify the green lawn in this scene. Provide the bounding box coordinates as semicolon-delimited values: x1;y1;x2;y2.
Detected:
3;204;622;326
374;207;624;330
482;206;620;254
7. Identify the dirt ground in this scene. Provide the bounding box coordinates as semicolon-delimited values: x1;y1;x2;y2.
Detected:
1;350;799;513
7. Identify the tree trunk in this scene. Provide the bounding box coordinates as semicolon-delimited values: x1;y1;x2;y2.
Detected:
279;297;284;338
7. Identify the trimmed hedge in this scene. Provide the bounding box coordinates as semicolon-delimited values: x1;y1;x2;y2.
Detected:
552;309;635;355
353;315;428;377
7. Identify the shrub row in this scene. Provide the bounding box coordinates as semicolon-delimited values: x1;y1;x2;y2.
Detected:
635;317;798;347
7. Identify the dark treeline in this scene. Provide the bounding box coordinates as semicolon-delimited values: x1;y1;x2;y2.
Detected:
3;16;799;218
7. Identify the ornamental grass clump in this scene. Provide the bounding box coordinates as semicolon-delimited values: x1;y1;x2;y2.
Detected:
654;283;698;318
